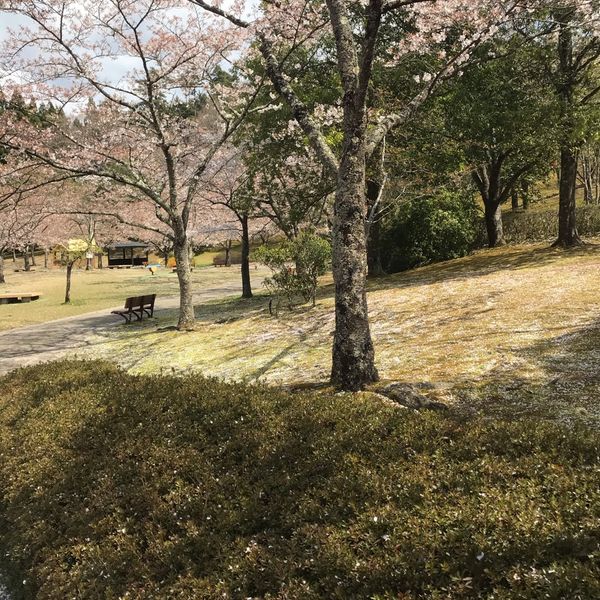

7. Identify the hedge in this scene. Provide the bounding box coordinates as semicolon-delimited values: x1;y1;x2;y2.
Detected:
0;361;599;599
501;205;600;244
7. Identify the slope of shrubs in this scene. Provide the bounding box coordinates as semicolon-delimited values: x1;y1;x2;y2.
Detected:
1;361;599;599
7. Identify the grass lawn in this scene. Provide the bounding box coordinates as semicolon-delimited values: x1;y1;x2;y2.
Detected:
80;240;600;427
0;264;267;331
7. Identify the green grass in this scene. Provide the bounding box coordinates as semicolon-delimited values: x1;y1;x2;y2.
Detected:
1;360;599;599
0;265;268;331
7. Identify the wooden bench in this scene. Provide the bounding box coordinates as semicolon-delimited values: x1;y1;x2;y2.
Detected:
212;257;228;267
111;294;156;323
0;292;42;304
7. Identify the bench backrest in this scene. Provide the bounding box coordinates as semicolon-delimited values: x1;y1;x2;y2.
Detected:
124;296;142;310
141;294;156;306
123;294;155;310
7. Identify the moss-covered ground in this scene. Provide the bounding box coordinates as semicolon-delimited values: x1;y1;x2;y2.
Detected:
1;361;599;599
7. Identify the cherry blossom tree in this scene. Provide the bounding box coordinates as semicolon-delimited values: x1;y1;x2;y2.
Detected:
0;0;264;329
188;0;522;389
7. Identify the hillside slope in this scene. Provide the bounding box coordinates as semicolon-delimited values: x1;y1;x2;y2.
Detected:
84;241;600;425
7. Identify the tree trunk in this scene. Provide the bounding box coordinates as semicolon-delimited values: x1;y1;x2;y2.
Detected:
240;213;253;298
224;240;232;267
64;262;73;304
163;250;170;267
555;146;581;246
522;180;530;210
23;247;31;272
30;246;36;267
86;257;92;271
173;234;196;330
44;249;49;269
511;188;519;211
330;138;379;390
554;8;582;247
12;250;16;263
0;255;5;284
97;253;103;269
484;202;506;248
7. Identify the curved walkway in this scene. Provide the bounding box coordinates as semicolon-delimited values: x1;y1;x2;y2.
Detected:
0;281;252;376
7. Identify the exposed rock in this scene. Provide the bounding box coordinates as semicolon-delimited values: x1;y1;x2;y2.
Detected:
364;391;413;409
380;383;449;411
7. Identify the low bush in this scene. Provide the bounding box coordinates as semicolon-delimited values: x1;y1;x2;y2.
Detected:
254;232;331;312
1;361;599;599
501;205;600;244
381;191;480;273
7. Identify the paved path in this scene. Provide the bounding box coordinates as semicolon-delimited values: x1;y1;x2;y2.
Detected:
0;280;252;377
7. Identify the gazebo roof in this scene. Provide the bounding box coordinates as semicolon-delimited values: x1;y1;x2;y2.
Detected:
108;242;149;249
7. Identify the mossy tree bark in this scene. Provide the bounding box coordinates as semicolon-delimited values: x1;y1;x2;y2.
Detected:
331;144;379;389
326;0;380;390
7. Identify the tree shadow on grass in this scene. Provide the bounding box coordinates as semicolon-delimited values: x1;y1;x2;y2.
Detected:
446;317;600;427
368;242;600;293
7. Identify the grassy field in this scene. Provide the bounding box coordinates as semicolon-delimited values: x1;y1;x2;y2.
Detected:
0;263;264;331
78;240;600;427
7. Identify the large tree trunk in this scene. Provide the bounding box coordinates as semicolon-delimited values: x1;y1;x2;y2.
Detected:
30;246;36;267
240;213;252;299
23;247;31;272
44;249;49;269
554;7;582;247
97;253;103;269
173;234;195;330
484;202;506;248
555;146;581;246
330;138;379;390
0;255;5;284
64;262;73;304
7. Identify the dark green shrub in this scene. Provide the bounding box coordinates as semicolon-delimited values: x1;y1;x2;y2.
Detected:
382;191;480;273
1;361;599;599
254;232;331;312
